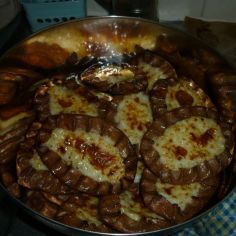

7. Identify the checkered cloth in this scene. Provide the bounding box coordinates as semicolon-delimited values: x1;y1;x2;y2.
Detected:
175;189;236;236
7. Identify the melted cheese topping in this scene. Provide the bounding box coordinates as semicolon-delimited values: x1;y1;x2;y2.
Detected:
154;117;225;170
115;92;153;145
44;128;125;183
156;181;202;211
166;80;210;110
0;112;31;135
48;85;98;116
94;65;134;85
75;196;101;226
134;161;144;184
138;63;167;90
29;151;48;171
120;191;160;222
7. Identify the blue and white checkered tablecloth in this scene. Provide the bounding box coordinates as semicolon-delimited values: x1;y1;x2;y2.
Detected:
175;189;236;236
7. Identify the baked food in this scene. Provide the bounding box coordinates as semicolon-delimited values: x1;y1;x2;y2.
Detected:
37;114;137;195
0;106;34;165
99;190;171;233
0;30;234;234
150;77;215;117
16;122;72;194
140;106;232;184
102;92;153;147
55;194;112;232
129;49;177;90
26;191;59;218
141;168;218;223
34;78;100;121
80;62;147;94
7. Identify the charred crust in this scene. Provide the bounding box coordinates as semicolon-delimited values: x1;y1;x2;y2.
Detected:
141;107;233;184
37;114;137;195
140;168;218;223
101;93;152;148
0;80;17;105
26;191;59;218
192;48;222;66
16;123;72;194
80;63;148;94
0;108;35;165
129;49;177;90
56;211;112;232
0;67;42;105
34;78;100;121
17;149;72;194
99;192;171;233
98;95;120;124
208;71;236;124
7;42;70;70
0;170;22;198
150;77;215;117
43;192;113;232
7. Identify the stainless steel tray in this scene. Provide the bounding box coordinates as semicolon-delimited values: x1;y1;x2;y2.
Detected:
0;16;235;236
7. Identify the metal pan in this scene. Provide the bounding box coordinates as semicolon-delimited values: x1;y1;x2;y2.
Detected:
0;16;235;235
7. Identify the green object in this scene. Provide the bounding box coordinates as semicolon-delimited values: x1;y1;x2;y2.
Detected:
20;0;86;32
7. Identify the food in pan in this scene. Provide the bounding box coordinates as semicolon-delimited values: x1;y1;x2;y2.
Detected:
26;190;59;218
141;168;218;223
42;192;113;232
0;106;34;165
16;122;72;194
56;194;113;232
102;92;153;146
80;62;148;94
150;77;215;117
0;80;17;105
0;32;234;234
140;106;232;184
99;190;171;232
129;49;177;90
34;78;100;121
36;114;137;195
